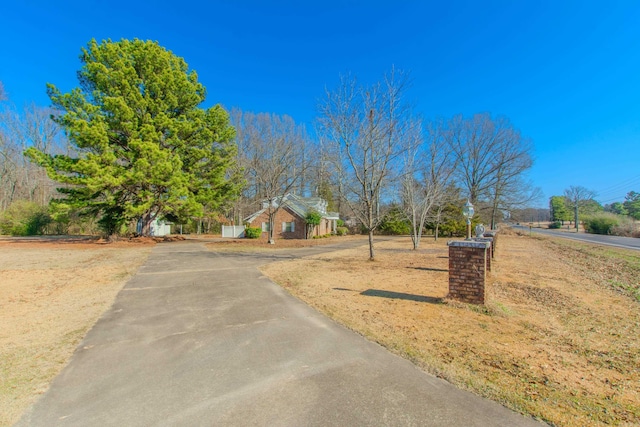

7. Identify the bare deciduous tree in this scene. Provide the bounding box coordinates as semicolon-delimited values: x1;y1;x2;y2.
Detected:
232;109;310;243
563;185;597;232
318;69;413;260
401;118;456;249
0;101;67;211
487;175;542;229
446;113;534;228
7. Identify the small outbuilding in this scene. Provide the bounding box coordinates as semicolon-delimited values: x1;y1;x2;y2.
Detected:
137;218;172;236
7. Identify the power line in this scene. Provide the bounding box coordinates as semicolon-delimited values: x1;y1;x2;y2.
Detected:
597;174;640;193
595;174;640;201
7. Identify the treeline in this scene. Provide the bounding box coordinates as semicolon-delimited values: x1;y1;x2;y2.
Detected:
1;39;539;257
549;186;639;236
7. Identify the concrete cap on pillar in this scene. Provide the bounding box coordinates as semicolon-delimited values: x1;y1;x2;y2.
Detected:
447;240;491;248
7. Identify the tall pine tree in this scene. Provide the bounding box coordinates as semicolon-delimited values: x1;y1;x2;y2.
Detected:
26;39;240;236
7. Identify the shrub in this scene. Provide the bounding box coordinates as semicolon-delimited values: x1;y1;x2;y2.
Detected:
610;218;640;237
244;226;262;239
97;207;127;237
0;200;52;236
26;211;52;235
305;211;322;226
336;226;348;236
584;214;618;235
548;221;562;229
378;207;411;235
336;219;345;227
305;211;322;238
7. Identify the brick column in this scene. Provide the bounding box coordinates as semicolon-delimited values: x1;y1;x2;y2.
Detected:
447;241;491;304
473;237;493;271
483;231;498;258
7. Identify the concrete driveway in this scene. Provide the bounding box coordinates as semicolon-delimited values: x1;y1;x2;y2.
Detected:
17;239;544;426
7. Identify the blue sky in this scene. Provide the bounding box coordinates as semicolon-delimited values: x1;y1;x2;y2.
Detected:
2;1;639;207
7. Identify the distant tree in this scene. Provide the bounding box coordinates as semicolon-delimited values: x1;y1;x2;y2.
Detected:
604;201;628;216
231;109;310;243
510;207;549;224
0;99;67;211
314;133;343;214
549;195;572;224
429;184;463;240
581;199;603;215
315;180;337;212
446;113;534;227
0;200;51;236
25;39;240;237
563;186;597;232
426;198;468;237
379;204;411;235
318;68;413;260
401;118;456;249
623;191;640;220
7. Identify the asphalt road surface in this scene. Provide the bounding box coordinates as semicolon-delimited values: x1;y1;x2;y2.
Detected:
511;224;640;251
17;239;544;427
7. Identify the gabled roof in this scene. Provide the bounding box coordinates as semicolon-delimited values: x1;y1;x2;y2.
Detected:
244;193;339;223
243;208;266;224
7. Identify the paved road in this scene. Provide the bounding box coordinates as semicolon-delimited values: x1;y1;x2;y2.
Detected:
17;239;543;426
511;224;640;251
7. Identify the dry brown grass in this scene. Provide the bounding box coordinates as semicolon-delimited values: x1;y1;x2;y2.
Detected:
261;231;640;426
2;232;638;426
206;234;365;250
0;240;152;427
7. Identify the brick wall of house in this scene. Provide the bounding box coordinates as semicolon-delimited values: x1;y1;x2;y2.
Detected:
312;218;332;237
249;207;306;239
447;241;490;304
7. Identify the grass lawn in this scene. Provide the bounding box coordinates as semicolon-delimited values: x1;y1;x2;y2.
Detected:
2;231;638;426
0;240;152;427
261;229;640;426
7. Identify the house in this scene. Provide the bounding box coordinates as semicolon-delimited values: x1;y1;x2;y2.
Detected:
244;194;339;239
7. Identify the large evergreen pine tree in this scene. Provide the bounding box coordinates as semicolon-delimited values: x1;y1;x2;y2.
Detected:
26;39;240;236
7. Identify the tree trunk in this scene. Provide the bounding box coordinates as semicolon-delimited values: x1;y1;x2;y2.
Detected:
491;204;498;230
412;222;421;250
410;218;418;250
368;229;375;260
140;211;153;236
268;214;275;244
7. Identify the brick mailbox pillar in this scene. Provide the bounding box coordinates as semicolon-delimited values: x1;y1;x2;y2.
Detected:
447;240;492;304
473;237;493;271
482;231;498;258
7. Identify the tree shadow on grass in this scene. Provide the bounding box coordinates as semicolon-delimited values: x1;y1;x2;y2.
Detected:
360;289;443;304
408;267;449;272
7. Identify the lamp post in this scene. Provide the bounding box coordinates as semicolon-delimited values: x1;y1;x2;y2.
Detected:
462;199;474;240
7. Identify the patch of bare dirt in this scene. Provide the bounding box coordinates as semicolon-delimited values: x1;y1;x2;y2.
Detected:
0;239;152;426
261;233;640;427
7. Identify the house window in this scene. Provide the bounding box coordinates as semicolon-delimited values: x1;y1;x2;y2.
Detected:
261;222;270;232
282;221;295;232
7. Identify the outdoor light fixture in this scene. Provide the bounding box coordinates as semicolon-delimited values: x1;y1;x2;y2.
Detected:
462;199;474;240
